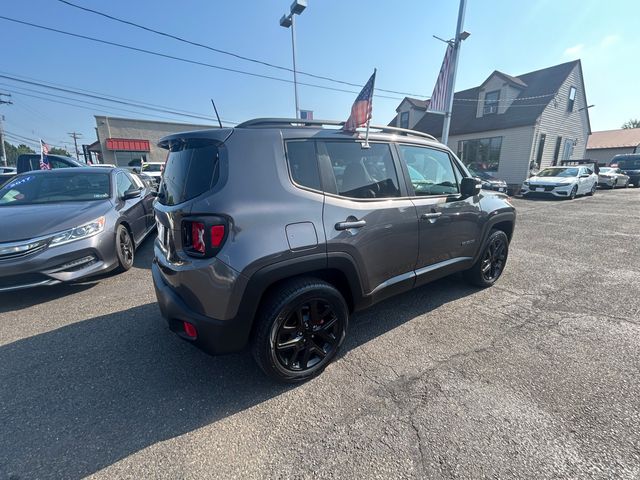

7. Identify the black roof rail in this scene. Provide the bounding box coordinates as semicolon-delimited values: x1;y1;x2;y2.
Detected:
235;118;438;141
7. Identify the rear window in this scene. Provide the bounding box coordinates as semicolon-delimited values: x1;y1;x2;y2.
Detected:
158;140;219;206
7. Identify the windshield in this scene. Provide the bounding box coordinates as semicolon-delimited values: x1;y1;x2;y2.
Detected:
142;163;163;172
615;157;640;169
599;168;614;173
537;168;578;177
0;172;111;205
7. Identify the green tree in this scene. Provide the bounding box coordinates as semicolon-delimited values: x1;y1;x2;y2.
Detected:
49;147;73;157
3;141;35;166
621;119;640;129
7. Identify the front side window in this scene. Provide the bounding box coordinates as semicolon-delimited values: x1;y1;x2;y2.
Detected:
398;145;459;196
457;136;502;173
321;141;400;199
116;172;136;197
483;90;500;115
568;86;577;112
285;140;321;191
400;111;409;129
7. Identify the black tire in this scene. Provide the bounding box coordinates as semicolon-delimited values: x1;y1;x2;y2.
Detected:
634;182;640;188
568;185;578;200
587;183;596;196
624;179;630;188
611;180;617;189
115;224;135;272
252;277;349;383
464;230;509;288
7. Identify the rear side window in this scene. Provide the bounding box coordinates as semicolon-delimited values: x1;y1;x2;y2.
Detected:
158;140;219;206
285;140;321;191
321;141;400;199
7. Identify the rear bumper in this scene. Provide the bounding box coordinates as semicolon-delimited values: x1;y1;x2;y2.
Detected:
152;261;252;354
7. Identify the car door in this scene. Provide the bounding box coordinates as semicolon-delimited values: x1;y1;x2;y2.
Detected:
129;172;155;230
318;139;419;299
396;143;483;287
115;170;147;243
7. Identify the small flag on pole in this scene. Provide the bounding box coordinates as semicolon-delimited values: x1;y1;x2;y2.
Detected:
427;44;454;114
40;139;51;170
343;70;376;132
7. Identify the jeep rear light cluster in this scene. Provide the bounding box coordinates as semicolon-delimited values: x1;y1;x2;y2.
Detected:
183;217;228;258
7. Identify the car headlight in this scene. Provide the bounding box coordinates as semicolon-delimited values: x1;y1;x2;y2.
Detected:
523;181;529;186
49;216;106;247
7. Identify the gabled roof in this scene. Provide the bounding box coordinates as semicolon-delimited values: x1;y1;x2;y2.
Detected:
396;97;429;112
587;128;640;149
479;70;528;89
412;60;581;137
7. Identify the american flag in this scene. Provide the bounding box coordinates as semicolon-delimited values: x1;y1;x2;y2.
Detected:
343;70;376;132
427;44;454;114
40;139;51;170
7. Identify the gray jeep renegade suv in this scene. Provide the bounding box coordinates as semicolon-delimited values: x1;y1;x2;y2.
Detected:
152;118;516;382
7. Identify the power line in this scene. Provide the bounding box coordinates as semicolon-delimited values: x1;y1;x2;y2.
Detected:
0;15;404;101
56;0;427;98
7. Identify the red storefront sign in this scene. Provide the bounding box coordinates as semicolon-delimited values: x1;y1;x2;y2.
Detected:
105;138;150;152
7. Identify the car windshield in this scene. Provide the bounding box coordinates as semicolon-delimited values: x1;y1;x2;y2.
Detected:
615;158;640;169
142;163;163;172
599;168;614;173
537;168;578;177
0;172;111;205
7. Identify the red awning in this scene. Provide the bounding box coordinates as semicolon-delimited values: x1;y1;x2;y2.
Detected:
105;138;150;152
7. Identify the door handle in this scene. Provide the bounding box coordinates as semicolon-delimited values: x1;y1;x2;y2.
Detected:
421;212;442;220
335;219;366;230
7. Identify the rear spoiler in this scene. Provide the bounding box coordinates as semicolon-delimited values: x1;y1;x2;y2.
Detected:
158;128;233;150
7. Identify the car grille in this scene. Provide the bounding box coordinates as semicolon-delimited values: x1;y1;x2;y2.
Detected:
0;239;48;261
530;184;555;192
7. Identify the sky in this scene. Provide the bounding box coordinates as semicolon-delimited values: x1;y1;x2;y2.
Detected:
0;0;638;153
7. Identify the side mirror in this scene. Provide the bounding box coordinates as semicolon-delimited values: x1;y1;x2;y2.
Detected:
122;187;142;200
460;177;482;197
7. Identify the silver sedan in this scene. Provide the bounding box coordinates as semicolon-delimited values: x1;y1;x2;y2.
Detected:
598;167;630;189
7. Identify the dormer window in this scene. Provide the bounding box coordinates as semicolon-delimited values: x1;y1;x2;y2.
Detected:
483;90;500;115
400;111;409;129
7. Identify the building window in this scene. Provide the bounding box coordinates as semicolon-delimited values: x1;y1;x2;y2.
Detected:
483;90;500;115
562;140;574;161
457;136;503;172
535;133;546;168
552;136;562;166
400;111;409;129
567;86;576;112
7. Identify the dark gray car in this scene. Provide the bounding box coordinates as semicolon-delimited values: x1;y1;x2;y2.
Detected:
0;167;156;291
152;118;516;382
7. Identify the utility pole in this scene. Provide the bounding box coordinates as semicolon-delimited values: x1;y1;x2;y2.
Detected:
68;131;83;161
0;93;12;166
441;0;468;145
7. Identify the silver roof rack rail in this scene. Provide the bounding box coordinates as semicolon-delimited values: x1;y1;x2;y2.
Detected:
235;118;437;141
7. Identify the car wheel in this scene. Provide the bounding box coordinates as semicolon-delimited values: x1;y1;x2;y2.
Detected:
115;224;135;272
568;185;578;200
625;179;630;188
252;277;349;382
464;229;509;288
587;182;596;196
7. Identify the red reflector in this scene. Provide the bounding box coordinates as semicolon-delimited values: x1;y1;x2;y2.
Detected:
183;321;197;339
211;225;225;247
191;222;205;253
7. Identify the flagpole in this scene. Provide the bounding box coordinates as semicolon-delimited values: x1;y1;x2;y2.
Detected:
441;0;467;145
363;68;376;149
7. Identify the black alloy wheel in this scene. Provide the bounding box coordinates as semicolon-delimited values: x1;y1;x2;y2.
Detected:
274;299;341;372
252;278;348;382
464;229;509;288
116;224;135;271
612;179;617;189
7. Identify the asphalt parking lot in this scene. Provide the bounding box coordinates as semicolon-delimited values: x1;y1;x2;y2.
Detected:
1;188;639;479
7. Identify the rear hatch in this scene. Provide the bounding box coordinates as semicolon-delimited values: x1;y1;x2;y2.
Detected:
154;130;232;263
612;156;640;175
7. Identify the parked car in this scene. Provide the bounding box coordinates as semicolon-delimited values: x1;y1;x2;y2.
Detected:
141;161;164;185
597;167;630;189
152;118;516;382
467;166;508;193
610;154;640;187
521;166;598;199
0;167;156;292
0;153;84;184
0;166;16;174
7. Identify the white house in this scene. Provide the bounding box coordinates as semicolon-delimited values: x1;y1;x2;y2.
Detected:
391;60;592;189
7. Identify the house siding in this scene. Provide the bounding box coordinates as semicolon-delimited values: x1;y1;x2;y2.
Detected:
447;125;536;185
533;64;590;169
587;147;635;165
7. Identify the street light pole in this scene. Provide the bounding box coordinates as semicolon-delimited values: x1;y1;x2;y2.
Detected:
290;14;300;119
441;0;468;146
280;0;307;119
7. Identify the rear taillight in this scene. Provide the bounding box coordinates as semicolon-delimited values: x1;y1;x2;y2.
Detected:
184;217;227;258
